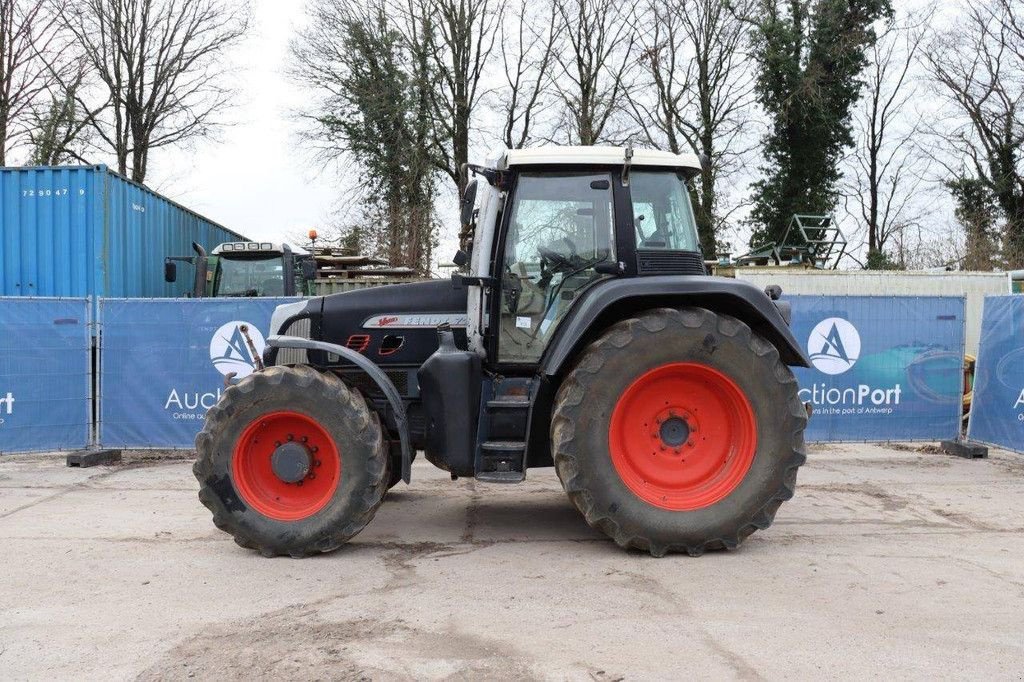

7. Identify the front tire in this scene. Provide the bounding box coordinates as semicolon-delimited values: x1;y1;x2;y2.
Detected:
551;307;807;556
194;365;389;557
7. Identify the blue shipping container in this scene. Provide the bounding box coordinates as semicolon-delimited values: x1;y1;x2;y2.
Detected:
0;165;247;299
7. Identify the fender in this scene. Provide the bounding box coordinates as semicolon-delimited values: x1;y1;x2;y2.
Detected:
540;276;810;377
267;335;413;484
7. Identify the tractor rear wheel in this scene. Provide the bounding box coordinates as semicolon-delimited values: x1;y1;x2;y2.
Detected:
194;365;389;557
551;307;807;556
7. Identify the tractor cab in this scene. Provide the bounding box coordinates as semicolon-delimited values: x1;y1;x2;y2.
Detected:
164;241;316;297
460;147;707;366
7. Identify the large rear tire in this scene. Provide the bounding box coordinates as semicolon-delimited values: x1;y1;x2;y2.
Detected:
551;307;807;556
194;365;389;557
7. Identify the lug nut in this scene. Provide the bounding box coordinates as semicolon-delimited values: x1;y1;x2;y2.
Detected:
314;459;322;467
301;436;308;443
274;441;281;447
296;480;303;487
308;473;316;480
287;434;294;441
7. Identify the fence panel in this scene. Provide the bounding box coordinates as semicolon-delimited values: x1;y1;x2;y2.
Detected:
0;297;91;453
789;296;966;442
967;296;1024;453
99;298;298;448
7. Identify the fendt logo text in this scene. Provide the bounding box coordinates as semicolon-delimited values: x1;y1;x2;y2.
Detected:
808;317;861;375
209;320;266;379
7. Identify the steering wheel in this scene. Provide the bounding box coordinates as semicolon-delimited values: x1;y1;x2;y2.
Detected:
538;238;578;273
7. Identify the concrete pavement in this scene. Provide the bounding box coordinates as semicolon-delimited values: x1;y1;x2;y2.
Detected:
1;443;1022;680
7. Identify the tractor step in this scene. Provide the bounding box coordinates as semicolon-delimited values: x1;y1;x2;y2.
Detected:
476;470;526;484
477;440;526;481
485;397;531;439
486;398;530;408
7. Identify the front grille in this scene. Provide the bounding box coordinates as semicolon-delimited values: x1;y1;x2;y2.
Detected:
276;316;312;365
636;250;706;275
283;316;311;339
342;369;412;397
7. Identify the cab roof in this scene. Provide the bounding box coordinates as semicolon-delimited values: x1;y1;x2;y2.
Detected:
211;241;310;256
498;145;702;172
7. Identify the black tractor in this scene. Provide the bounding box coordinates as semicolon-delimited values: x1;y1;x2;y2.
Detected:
194;146;809;557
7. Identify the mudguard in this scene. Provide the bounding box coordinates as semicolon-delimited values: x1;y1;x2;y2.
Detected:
540;276;810;377
267;335;414;484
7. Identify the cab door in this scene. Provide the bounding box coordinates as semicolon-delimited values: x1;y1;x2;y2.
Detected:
493;172;615;365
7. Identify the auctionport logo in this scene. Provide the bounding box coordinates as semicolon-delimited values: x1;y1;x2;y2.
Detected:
808;317;861;375
209;321;266;379
0;391;13;425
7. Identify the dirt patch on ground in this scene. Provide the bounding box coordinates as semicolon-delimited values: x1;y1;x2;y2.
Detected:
137;611;538;681
120;449;196;464
884;442;945;455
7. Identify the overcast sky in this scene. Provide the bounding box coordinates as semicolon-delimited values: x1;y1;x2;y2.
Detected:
137;0;954;266
145;0;341;245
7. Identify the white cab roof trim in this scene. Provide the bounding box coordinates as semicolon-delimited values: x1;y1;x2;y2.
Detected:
211;242;310;256
499;146;702;171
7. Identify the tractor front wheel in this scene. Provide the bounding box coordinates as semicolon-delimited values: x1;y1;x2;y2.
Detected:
194;365;389;557
551;307;807;556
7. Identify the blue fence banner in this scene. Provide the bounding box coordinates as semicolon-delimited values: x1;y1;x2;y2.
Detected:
789;296;966;442
0;297;91;453
967;296;1024;453
100;298;299;448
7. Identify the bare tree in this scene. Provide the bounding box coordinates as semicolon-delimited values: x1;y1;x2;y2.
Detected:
629;0;755;256
551;0;635;145
28;57;91;164
0;0;66;164
495;0;558;149
844;8;931;269
924;0;1024;267
412;0;501;198
290;0;439;274
57;0;249;182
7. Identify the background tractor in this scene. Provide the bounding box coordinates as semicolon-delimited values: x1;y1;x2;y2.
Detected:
194;146;810;557
164;239;421;298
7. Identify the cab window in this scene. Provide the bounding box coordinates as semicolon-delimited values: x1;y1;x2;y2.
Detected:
630;171;700;252
498;173;614;363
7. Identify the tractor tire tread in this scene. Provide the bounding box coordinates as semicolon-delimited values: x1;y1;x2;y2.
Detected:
194;365;389;557
551;307;807;557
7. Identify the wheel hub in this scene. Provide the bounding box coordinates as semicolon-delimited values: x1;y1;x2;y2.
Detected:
658;416;691;448
271;442;312;483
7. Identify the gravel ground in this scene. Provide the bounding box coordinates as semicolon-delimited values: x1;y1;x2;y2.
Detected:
1;442;1023;681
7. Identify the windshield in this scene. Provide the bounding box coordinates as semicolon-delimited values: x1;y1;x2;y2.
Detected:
630;171;700;252
215;254;285;296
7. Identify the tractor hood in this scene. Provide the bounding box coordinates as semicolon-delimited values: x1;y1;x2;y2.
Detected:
272;279;468;367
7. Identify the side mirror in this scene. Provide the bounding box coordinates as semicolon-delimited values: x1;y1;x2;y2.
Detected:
164;260;177;283
452;249;469;267
300;259;317;281
460;179;478;227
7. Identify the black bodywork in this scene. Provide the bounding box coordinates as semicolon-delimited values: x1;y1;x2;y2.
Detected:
266;165;809;483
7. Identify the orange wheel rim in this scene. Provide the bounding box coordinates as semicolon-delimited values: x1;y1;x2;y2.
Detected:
231;411;341;521
608;363;757;511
